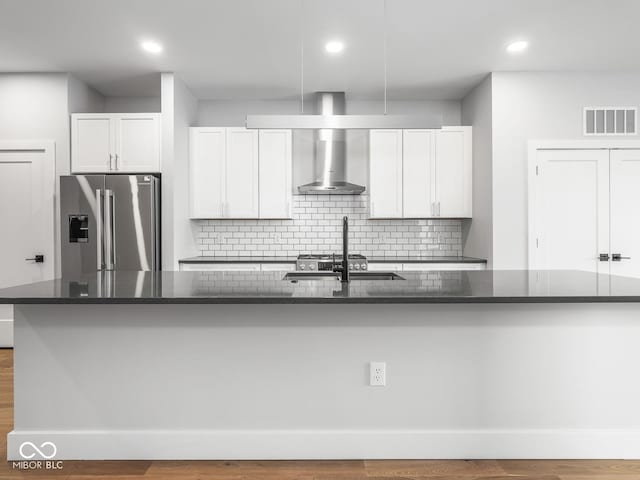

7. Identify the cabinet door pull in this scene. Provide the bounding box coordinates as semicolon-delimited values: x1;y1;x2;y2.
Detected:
612;253;631;261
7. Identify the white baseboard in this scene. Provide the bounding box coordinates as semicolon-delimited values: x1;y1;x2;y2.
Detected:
8;429;640;460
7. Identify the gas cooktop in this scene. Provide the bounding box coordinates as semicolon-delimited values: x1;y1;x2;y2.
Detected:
296;254;368;271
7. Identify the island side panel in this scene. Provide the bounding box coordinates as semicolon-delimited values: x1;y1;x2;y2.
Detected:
8;303;640;460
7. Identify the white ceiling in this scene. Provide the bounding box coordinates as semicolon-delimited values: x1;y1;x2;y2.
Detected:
1;0;639;100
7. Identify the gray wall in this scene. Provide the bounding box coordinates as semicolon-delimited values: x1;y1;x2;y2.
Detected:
461;75;493;266
491;72;640;269
104;96;161;113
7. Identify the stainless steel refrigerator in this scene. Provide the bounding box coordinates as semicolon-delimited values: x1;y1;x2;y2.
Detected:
60;175;160;275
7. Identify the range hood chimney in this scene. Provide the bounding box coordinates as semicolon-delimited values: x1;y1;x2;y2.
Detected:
298;92;365;195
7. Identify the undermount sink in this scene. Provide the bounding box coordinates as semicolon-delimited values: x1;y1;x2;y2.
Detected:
283;272;405;282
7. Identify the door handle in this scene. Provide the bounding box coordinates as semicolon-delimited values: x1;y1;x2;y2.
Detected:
599;253;610;261
109;154;113;170
612;253;631;261
114;154;119;170
25;255;44;263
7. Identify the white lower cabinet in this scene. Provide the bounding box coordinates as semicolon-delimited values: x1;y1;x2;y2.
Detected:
368;262;485;272
190;127;292;219
180;263;262;272
368;263;404;272
401;262;485;271
180;263;295;272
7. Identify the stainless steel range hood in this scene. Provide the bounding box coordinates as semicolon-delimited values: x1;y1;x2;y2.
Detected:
297;92;365;195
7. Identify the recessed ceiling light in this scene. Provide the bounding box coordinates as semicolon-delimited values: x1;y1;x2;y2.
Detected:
141;40;163;54
506;40;528;53
325;41;345;54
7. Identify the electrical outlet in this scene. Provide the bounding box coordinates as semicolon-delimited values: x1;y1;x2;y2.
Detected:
274;232;282;244
369;361;386;386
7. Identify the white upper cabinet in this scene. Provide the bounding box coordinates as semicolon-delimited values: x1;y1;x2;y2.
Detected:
71;114;113;172
434;126;472;218
369;126;472;219
115;113;161;172
225;128;259;218
259;129;292;219
369;129;403;218
190;127;292;219
402;129;435;218
190;127;226;219
71;113;161;173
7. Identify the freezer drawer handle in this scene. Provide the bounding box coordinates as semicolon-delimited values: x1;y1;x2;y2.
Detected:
25;255;44;263
612;253;631;261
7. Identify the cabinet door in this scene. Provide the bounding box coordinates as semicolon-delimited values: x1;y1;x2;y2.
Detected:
403;129;434;218
610;149;640;278
71;114;114;173
259;129;292;218
369;129;403;218
530;149;609;273
225;128;259;218
190;128;226;218
434;127;472;217
115;113;161;172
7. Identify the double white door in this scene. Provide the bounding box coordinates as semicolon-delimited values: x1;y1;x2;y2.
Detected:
530;148;640;277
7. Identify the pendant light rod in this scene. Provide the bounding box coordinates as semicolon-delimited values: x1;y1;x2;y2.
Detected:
300;0;305;114
383;0;387;115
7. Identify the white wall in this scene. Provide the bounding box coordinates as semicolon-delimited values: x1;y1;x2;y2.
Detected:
491;72;640;269
172;77;199;267
461;75;493;266
0;74;70;278
68;75;105;113
161;73;198;270
104;96;161;113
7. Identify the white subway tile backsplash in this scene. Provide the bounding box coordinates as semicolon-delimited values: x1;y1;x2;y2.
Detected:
192;195;463;257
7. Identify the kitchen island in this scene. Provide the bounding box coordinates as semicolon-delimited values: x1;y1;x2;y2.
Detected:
2;269;640;460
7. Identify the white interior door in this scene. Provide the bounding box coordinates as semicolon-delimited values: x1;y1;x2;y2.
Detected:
610;149;640;278
402;129;434;218
0;141;55;347
530;149;609;273
225;128;259;218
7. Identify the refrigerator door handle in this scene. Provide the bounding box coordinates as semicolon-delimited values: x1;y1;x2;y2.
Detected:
150;178;158;271
104;189;115;270
96;189;104;270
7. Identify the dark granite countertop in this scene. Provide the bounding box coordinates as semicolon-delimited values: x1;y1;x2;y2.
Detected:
1;270;640;304
179;256;486;264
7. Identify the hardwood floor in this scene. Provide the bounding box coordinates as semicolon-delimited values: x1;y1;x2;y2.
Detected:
0;349;638;479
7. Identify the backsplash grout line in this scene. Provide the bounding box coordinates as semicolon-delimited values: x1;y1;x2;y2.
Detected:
193;194;463;257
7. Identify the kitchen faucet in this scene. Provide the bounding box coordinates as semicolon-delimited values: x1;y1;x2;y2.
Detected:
333;216;350;283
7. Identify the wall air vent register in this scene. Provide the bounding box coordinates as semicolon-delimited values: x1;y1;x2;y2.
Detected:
584;107;637;136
